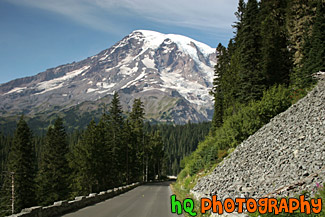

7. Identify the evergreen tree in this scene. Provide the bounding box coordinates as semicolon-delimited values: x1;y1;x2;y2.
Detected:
0;116;36;214
148;122;210;175
299;1;325;87
122;119;132;184
171;158;178;176
148;131;164;180
232;0;246;38
226;0;245;109
0;133;12;182
36;118;70;205
286;0;317;70
237;0;265;102
96;114;113;188
107;92;124;184
70;120;101;195
129;99;145;182
260;0;292;86
211;43;226;134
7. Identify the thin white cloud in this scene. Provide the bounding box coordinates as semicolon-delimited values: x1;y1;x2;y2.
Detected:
113;0;238;29
5;0;238;34
5;0;128;34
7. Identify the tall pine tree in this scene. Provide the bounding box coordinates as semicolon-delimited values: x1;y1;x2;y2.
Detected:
286;0;317;69
260;0;292;86
0;116;36;214
232;0;246;39
122;119;132;184
211;43;227;134
237;0;265;102
299;1;325;87
70;120;102;195
36;118;70;205
148;131;164;180
129;99;145;182
107;92;125;184
96;114;114;189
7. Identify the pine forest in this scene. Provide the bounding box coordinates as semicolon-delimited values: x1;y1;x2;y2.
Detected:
1;0;325;216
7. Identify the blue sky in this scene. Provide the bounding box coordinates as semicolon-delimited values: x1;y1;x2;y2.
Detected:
0;0;238;84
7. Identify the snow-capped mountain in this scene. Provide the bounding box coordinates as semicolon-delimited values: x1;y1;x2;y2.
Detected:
0;30;216;125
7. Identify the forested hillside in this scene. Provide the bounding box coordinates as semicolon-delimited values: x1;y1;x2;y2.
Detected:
0;94;161;215
146;122;210;175
0;94;210;215
174;0;325;216
1;0;324;216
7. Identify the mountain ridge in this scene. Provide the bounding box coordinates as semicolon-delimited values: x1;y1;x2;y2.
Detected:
0;30;216;128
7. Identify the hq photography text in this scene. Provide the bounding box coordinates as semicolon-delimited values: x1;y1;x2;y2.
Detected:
170;195;322;216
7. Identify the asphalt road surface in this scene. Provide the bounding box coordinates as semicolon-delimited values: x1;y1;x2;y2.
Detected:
63;181;182;217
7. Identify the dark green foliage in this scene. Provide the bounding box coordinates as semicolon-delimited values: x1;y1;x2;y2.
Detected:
0;116;36;214
233;0;246;35
96;115;113;188
147;122;211;176
0;133;12;180
128;98;145;182
201;0;319;186
146;131;164;180
260;0;292;86
129;99;145;133
257;85;292;123
36;117;70;205
122;119;132;184
286;0;317;67
298;1;325;88
108;92;125;184
69;95;166;196
210;43;226;133
2;0;324;212
70;120;102;195
237;0;265;102
210;0;293;140
70;93;126;196
220;40;241;113
181;85;294;177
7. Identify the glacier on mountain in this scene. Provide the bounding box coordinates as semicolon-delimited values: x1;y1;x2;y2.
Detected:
0;30;217;124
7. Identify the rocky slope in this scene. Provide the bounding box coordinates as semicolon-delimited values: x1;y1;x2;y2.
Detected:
0;30;216;125
192;79;325;208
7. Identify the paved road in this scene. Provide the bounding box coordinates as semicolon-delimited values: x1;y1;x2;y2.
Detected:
63;181;181;217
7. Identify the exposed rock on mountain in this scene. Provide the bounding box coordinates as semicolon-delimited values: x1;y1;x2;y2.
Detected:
0;30;216;125
191;79;325;210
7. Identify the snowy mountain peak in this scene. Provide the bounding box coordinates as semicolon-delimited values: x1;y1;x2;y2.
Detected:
130;30;215;59
0;30;217;125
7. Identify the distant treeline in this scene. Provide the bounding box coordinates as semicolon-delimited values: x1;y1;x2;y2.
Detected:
146;121;210;176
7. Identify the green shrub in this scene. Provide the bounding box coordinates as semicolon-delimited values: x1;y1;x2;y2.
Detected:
178;84;299;181
258;84;292;123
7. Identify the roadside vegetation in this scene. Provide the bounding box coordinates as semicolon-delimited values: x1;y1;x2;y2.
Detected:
173;0;325;216
0;0;324;216
0;95;210;216
0;94;164;216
